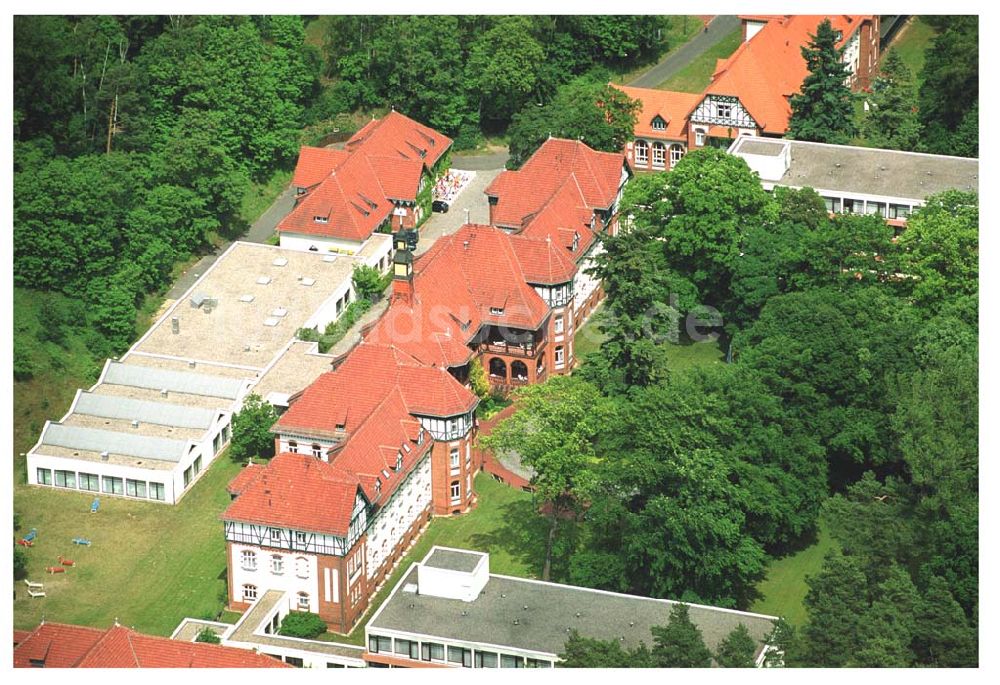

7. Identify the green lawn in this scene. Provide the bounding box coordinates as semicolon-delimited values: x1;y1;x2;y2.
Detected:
334;473;540;645
613;16;707;85
891;17;937;84
656;28;742;92
13;454;242;636
239;168;292;229
750;518;839;626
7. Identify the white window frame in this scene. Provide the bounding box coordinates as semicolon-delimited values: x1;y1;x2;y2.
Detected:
241;550;257;571
554;314;564;334
450;448;460;475
297;592;310;610
271;554;284;575
651;116;666;131
269;527;282;544
634;140;648;166
242;584;258;602
715;102;732;119
695;128;706;147
669;145;684;168
450;481;461;503
651;142;666;168
555;346;565;367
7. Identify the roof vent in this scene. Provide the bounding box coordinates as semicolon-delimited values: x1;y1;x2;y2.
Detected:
239;294;255;303
161;389;168;397
100;451;110;461
301;278;316;287
190;293;206;308
271;308;288;318
131;420;140;428
575;612;582;618
171;317;180;334
461;610;469;617
188;360;196;368
523;605;529;611
272;257;288;267
263;318;280;327
513;619;520;625
629;621;635;627
244;343;251;352
256;276;272;285
322;255;337;263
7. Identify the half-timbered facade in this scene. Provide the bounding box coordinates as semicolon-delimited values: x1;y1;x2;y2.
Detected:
222;340;479;633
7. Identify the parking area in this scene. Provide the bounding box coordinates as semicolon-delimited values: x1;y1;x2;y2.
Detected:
416;166;502;255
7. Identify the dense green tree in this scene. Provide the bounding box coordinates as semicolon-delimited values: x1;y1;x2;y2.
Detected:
14;546;28;580
761;618;797;667
506;76;640;168
911;575;977;667
788;19;856;144
919;17;978;155
850;564;919;667
480;376;616;580
651;603;713;667
466;17;545;124
13;17;82;149
897;191;978;312
799;550;869;666
715;624;758;667
351;264;389;301
229;394;279;462
557;630;652;667
861;49;922;151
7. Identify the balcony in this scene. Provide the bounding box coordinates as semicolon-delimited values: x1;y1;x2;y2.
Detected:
481;341;541;359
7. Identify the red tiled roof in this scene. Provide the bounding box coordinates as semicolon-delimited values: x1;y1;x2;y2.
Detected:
14;623;288;668
509;233;579;286
346;110;453;170
227;462;266;496
13;629;31;646
613;85;702;141
222;452;363;536
485;138;626;228
702;15;873;134
14;623;105;668
517;176;596;266
281;111;449;243
292;146;350;189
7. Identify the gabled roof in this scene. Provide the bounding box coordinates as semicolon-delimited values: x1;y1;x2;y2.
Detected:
13;622;289;668
227;462;266;496
292;146;350;189
517;176;596;265
346;110;453;171
485;138;626;228
701;15;872;134
281;111;450;243
509;234;579;286
222;452;363;536
613;85;702;140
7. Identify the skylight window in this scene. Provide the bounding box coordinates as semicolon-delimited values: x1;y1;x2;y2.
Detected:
314;215;329;223
490;307;504;316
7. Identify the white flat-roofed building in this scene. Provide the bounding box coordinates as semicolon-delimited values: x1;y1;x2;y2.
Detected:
26;237;391;504
365;546;779;668
729;136;979;227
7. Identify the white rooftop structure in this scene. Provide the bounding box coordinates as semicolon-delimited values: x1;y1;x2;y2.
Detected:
27;236;391;504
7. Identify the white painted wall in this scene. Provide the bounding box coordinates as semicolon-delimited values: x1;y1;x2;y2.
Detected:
416;555;489;602
573;242;603;312
230;543;320;613
366;456;432;579
745;20;767;42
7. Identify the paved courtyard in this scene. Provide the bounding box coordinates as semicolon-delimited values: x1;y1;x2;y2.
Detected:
416;166;502;255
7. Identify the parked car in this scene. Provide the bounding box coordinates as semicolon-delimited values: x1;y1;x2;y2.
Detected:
432;200;449;213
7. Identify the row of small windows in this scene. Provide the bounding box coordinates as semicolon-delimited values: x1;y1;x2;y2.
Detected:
36;469;165;501
241;551;311;578
822;196;913;220
241;584;310;609
368;635;552;668
633;141;685;169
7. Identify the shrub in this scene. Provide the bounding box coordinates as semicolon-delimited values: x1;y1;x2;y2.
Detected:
279;611;326;639
14;546;28;580
195;627;221;644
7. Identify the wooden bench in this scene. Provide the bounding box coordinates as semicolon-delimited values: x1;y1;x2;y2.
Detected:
24;579;43;590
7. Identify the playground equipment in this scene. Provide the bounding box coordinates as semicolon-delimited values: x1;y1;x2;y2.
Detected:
24;528;38;542
90;498;100;514
72;537;91;546
45;566;66;574
57;556;76;567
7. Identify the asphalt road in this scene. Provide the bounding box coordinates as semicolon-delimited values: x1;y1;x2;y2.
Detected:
627;15;741;89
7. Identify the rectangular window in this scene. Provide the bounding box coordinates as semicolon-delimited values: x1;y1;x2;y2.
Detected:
695;129;706;146
394;639;419;659
715;102;732;119
79;472;99;492
295;531;307;546
54;470;76;488
450;448;460;475
369;635;392;654
102;476;123;495
450;481;461;503
554;315;564;334
526;658;552;668
475;651;498;668
823;196;841;213
183;466;193;487
651;144;666;168
422;642;445;661
448;647;471;667
889;203;911;219
634;142;648;165
866;201;886;217
126;479;146;498
193;456;202;475
271;555;284;575
555;346;565;366
500;654;524;668
269;528;282;544
149;482;165;501
36;468;52;485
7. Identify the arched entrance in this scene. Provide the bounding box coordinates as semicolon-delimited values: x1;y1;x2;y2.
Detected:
511;360;528;382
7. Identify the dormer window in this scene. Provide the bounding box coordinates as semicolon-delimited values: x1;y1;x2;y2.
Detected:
651;115;667;131
490;307;504;316
335;422;346;431
395;453;403;471
417;427;425;445
572;232;580;252
375;478;382;497
313;215;329;224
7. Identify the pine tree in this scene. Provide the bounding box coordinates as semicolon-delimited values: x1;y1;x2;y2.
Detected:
799;550;869;666
651;603;713;667
715;623;758;667
788;19;856;144
850;565;919;667
861;48;922;151
912;575;977;667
